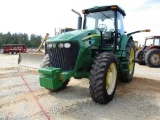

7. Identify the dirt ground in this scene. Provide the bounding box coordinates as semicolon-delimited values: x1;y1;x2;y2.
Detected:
0;54;160;120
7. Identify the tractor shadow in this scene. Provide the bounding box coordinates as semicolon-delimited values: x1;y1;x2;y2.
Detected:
48;76;160;102
48;77;160;120
116;77;160;97
49;77;90;100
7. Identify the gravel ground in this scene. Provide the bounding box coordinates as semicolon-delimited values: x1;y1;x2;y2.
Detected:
0;54;160;120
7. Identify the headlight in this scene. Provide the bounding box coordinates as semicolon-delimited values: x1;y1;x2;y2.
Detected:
47;43;52;49
57;43;64;48
64;43;71;48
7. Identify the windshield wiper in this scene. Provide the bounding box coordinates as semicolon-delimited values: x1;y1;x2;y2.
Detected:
100;12;113;21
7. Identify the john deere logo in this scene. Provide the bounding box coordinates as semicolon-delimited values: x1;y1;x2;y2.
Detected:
52;44;56;48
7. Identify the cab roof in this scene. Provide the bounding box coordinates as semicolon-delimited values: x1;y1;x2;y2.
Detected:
82;5;126;16
146;36;160;39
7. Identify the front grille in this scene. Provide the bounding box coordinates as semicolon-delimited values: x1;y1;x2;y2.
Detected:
48;42;79;71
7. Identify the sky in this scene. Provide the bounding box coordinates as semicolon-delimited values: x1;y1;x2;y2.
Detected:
0;0;160;45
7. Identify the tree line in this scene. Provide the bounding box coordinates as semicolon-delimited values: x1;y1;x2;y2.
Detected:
0;32;42;48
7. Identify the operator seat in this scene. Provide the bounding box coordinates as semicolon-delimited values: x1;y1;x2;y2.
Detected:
102;31;114;47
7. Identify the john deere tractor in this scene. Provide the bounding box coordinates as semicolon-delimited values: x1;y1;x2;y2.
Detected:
136;36;160;67
38;5;150;104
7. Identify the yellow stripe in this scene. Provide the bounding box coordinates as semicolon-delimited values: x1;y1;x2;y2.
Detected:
140;29;150;32
140;30;146;32
82;34;100;40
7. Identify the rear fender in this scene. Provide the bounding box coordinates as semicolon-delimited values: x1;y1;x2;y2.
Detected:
118;35;132;50
148;46;160;50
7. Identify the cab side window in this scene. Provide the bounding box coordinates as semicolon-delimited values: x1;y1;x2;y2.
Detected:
154;38;160;46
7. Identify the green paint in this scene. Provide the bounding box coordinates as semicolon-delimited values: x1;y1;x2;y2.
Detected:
39;68;71;89
38;67;90;89
52;43;56;48
94;6;99;9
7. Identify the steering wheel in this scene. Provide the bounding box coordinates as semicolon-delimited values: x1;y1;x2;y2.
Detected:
98;24;108;31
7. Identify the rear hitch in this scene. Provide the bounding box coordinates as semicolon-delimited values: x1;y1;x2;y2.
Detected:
133;60;140;63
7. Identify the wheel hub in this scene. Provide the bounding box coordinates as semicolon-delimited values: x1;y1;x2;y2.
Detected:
151;54;160;64
106;63;117;95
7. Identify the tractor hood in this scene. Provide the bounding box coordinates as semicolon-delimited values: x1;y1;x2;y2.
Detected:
46;29;98;42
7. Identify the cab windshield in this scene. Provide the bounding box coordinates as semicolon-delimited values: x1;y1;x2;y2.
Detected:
145;39;153;46
84;10;115;32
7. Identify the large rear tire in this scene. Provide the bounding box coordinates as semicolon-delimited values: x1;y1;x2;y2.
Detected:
145;48;160;67
119;39;135;82
135;49;145;65
89;52;118;104
40;54;70;91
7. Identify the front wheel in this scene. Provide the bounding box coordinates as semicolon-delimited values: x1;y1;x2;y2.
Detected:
40;54;50;68
135;49;145;65
89;52;118;104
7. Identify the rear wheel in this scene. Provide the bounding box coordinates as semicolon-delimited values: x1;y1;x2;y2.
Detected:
89;52;118;104
145;48;160;67
119;39;135;82
40;54;70;91
135;49;145;65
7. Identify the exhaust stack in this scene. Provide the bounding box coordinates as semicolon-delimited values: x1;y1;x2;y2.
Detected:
72;9;82;29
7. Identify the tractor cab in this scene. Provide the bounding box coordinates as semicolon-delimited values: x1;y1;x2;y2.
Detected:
82;5;126;50
143;36;160;52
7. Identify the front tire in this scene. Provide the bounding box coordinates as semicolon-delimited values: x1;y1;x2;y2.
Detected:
145;48;160;67
40;54;50;68
40;54;70;91
135;49;145;65
89;52;118;104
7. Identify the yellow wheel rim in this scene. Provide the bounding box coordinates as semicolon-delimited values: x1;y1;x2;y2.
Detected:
106;63;117;95
129;48;134;74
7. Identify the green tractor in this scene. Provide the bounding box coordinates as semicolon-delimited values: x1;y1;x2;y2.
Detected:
38;5;150;104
